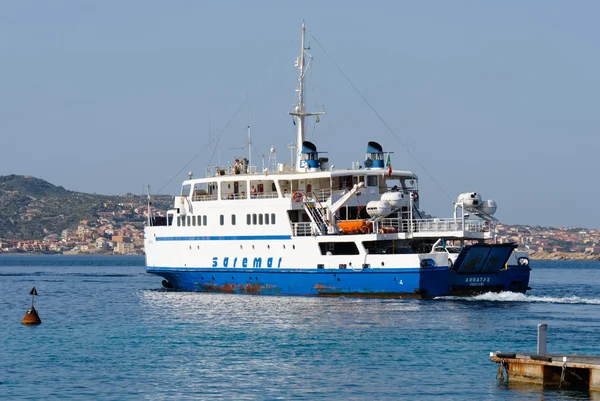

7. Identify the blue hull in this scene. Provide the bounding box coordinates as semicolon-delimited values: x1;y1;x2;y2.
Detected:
146;266;450;298
448;265;531;296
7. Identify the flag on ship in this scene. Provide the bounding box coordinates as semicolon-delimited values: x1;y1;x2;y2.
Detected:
386;153;392;177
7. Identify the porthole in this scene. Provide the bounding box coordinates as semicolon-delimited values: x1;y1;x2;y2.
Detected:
292;245;296;250
267;245;270;249
283;245;286;249
240;245;243;250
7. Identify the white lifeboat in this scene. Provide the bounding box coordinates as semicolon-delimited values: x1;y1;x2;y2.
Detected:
381;191;408;210
366;201;393;218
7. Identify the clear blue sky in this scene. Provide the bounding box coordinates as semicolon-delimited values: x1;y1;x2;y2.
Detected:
1;1;599;228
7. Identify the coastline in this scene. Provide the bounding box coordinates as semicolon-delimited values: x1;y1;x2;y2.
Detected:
0;250;142;256
2;250;598;261
529;251;600;261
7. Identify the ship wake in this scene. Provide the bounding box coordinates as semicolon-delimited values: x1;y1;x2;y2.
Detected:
439;292;600;305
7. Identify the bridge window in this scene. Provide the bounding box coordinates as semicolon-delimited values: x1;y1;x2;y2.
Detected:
318;242;360;255
367;176;378;187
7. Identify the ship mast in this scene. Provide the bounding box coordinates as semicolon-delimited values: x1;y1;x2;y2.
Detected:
289;23;324;171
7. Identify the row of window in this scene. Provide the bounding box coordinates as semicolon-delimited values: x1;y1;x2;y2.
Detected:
177;215;208;227
246;213;276;226
177;213;278;227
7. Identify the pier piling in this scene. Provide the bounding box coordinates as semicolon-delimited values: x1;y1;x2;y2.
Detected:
537;323;547;355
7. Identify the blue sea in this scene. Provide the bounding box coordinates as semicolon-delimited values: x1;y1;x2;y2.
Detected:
1;256;600;400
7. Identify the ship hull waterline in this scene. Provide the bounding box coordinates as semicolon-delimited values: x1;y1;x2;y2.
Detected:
146;266;450;299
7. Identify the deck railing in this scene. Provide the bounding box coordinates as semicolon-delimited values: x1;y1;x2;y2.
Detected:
290;217;495;237
292;222;312;236
308;188;333;202
192;194;218;202
191;191;280;201
379;218;494;234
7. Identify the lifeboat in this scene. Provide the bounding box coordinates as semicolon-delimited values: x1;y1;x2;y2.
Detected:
337;220;373;234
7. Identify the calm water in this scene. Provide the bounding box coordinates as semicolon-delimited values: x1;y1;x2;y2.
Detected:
1;255;600;400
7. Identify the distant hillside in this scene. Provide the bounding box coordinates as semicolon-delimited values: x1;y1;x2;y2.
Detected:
0;175;172;240
0;174;70;197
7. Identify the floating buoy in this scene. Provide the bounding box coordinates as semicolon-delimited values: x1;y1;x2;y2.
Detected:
21;287;41;326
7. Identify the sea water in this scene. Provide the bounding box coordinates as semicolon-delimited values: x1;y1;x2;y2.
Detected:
1;255;599;400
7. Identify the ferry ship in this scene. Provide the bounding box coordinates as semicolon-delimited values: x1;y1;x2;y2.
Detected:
144;24;531;298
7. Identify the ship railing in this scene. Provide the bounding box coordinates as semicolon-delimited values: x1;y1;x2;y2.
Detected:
411;219;461;233
379;218;403;232
308;188;332;202
192;194;218;202
253;191;279;199
292;222;312;236
379;217;495;234
191;191;281;201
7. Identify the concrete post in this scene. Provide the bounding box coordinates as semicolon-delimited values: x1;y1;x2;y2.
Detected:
538;323;548;355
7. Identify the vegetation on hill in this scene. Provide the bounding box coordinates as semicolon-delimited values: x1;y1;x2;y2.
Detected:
0;175;172;240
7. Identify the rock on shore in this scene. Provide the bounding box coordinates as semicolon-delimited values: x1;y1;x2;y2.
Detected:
529;251;600;261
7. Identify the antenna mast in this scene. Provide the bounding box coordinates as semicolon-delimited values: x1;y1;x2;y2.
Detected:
289;23;324;171
147;185;152;226
248;113;252;173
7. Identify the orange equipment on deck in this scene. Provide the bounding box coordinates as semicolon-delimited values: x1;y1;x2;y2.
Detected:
337;220;373;234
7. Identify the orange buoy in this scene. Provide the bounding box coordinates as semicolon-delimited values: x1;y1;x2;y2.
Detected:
21;287;41;326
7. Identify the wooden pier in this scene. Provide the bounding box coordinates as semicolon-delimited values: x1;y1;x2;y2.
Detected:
491;352;600;390
491;324;600;391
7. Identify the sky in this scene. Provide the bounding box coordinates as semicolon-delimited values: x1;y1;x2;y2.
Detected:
1;1;599;228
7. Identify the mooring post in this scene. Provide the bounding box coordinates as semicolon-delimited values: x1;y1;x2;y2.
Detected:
538;323;548;355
